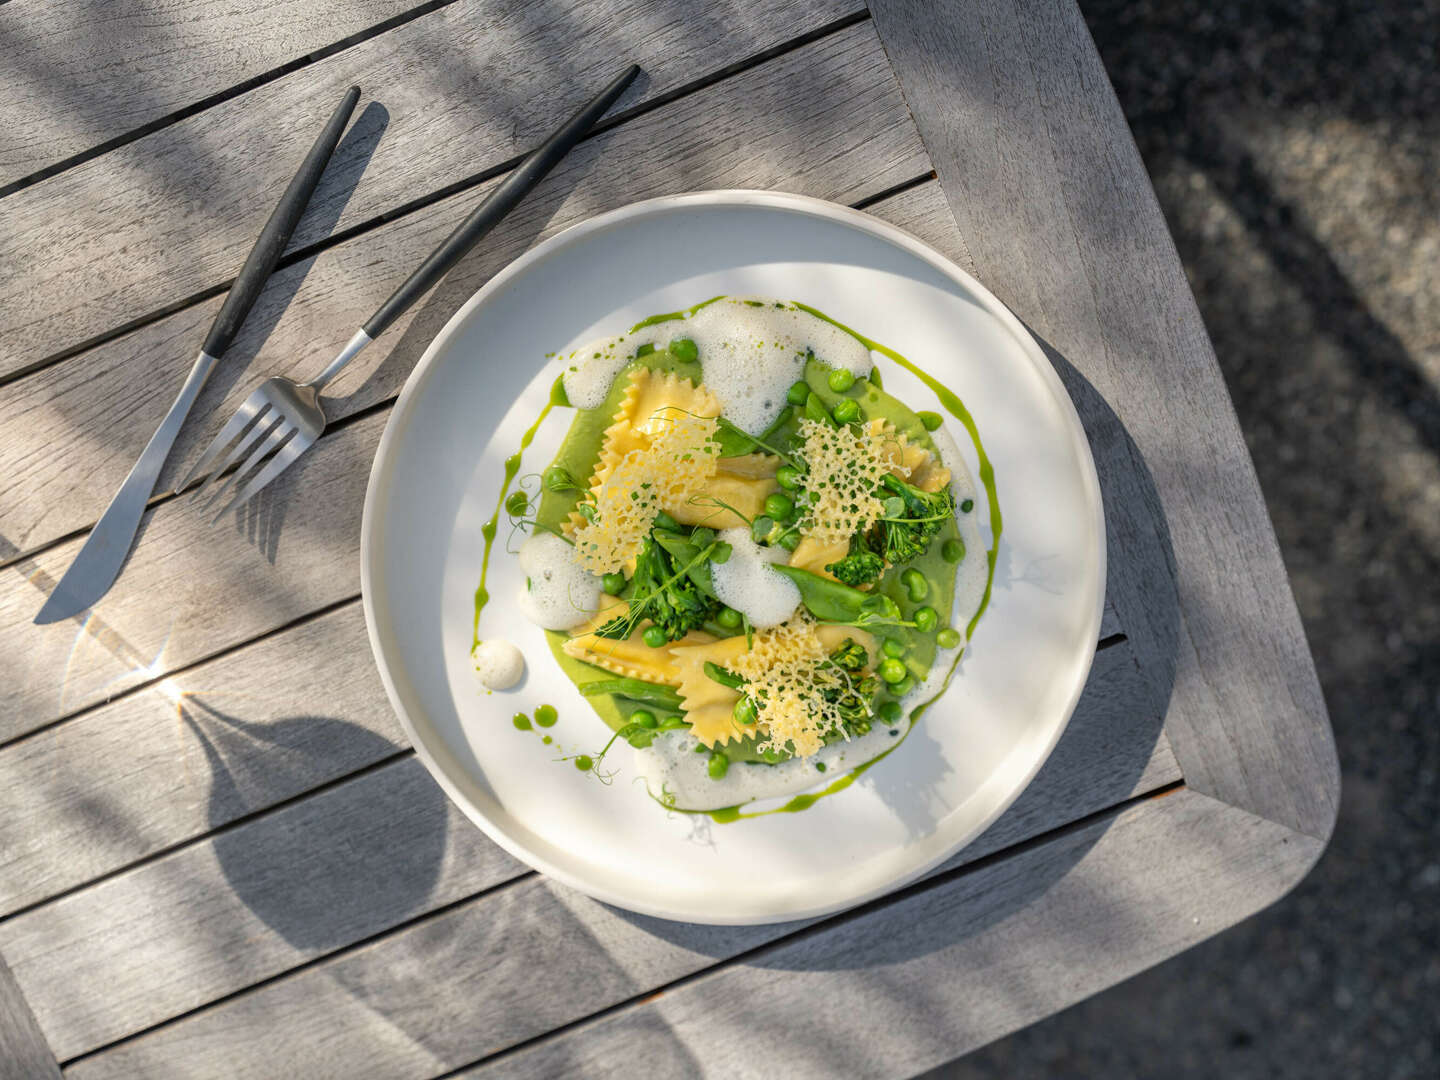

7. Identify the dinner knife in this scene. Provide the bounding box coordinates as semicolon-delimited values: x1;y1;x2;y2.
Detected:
34;86;361;625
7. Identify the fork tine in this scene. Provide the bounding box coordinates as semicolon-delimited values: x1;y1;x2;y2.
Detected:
174;398;270;497
209;430;309;522
197;412;288;512
192;405;276;505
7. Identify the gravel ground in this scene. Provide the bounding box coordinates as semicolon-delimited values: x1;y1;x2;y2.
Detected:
930;2;1440;1076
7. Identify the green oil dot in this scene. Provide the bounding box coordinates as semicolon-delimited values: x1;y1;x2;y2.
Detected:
574;755;593;772
512;713;531;731
534;704;558;728
542;735;553;745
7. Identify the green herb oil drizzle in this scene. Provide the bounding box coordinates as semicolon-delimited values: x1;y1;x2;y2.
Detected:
472;376;569;649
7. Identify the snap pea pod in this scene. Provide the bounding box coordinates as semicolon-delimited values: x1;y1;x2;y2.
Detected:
703;660;745;689
579;678;684;710
772;564;911;629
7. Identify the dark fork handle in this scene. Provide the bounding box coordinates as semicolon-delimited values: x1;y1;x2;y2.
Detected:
202;85;361;358
361;65;639;341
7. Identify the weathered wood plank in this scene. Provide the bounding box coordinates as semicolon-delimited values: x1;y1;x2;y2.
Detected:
0;14;917;560
0;0;418;188
0;0;861;377
0;757;524;1062
870;0;1338;839
0;20;929;738
61;789;1313;1080
460;791;1324;1080
0;951;59;1080
0;602;400;918
21;640;1175;1068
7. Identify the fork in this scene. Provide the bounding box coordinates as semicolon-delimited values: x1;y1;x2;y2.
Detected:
176;64;639;518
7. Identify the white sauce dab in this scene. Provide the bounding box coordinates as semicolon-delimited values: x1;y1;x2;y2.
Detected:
472;639;524;690
708;527;799;628
515;532;603;631
634;725;900;812
559;297;872;433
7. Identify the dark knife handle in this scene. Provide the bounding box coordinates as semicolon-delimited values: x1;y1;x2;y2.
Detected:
361;65;639;341
202;85;361;358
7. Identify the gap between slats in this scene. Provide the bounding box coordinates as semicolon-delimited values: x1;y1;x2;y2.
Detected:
0;8;872;390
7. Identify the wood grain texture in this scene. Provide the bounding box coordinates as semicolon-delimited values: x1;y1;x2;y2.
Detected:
0;757;525;1061
0;0;419;188
462;791;1324;1080
47;641;1175;1075
870;0;1339;839
0;602;401;918
0;951;59;1080
0;21;928;739
0;0;862;377
0;15;917;560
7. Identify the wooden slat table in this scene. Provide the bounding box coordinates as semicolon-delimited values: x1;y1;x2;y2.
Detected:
0;1;1338;1076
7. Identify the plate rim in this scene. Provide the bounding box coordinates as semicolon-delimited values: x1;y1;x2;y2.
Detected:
360;189;1108;924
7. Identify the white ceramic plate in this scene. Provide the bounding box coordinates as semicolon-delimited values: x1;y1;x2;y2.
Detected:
361;191;1104;924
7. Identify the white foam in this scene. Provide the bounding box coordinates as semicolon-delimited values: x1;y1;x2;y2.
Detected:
633;723;900;811
515;532;602;630
472;639;524;690
708;527;800;628
683;297;872;434
560;334;637;410
556;298;873;433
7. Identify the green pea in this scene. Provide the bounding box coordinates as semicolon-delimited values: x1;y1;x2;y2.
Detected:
776;464;802;491
716;606;743;630
879;657;908;684
668;338;699;362
504;491;528;516
707;753;730;780
763;493;795;521
917;410;943;431
777;529;801;552
711;541;733;564
831;398;861;425
937;628;962;649
914;606;939;632
543;465;577;493
733;697;758;725
890;673;914;695
751;515;774;543
827;367;856;393
642;625;669;648
786;380;812;406
882;637;905;658
659;715;688;730
902;568;928;602
602;572;626;596
634;342;655;357
942;538;965;562
878;700;903;723
762;749;784;763
960;498;975;513
631;709;659;729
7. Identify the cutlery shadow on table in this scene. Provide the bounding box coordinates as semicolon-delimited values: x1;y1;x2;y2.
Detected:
601;344;1183;1057
181;697;446;952
312;76;638;418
